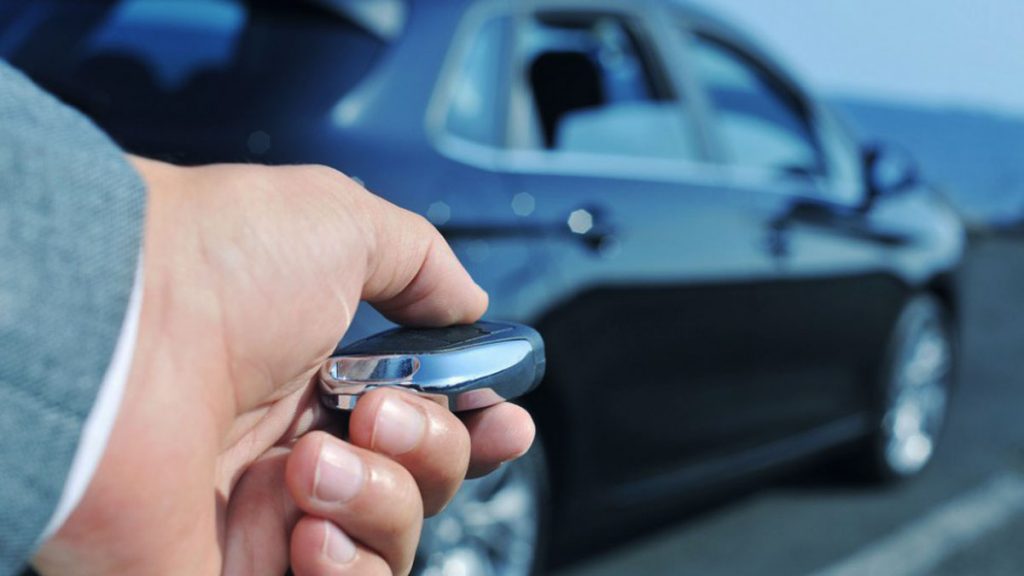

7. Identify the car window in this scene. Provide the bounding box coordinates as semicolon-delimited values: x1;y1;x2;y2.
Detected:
520;12;699;161
0;0;386;127
443;15;511;147
690;34;823;176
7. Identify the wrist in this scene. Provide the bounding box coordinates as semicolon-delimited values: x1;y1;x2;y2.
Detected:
127;156;235;424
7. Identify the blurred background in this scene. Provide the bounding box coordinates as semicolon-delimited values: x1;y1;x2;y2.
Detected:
2;0;1022;574
704;0;1024;228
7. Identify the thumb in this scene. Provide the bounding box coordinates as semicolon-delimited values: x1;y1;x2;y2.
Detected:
356;190;488;326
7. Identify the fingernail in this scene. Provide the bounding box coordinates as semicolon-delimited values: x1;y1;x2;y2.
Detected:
322;521;356;565
314;439;364;503
374;395;427;455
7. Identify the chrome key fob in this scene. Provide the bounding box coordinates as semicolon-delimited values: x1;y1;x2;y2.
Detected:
319;321;545;412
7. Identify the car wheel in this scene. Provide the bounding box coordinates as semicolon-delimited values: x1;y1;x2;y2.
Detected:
413;440;549;576
864;294;955;481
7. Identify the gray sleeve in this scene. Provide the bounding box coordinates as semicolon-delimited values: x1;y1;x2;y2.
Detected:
0;61;145;572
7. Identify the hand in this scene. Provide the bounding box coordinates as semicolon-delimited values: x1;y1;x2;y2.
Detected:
32;159;536;575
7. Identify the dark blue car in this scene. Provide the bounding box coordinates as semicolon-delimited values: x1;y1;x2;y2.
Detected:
0;0;965;573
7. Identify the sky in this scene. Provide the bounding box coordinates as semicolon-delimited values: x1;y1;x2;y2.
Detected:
689;0;1024;118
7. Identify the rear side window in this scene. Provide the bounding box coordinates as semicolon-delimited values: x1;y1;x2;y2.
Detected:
520;12;699;161
0;0;386;127
443;15;511;147
690;34;823;175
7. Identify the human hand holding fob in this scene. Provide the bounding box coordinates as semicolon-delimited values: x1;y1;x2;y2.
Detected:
33;158;537;576
320;321;545;413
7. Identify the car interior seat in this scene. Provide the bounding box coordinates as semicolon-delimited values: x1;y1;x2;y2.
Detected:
556;102;695;159
528;51;605;148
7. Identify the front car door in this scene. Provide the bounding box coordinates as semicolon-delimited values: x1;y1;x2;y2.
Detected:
679;13;962;452
678;22;874;440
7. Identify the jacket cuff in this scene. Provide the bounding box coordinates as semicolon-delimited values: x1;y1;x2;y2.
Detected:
38;258;144;541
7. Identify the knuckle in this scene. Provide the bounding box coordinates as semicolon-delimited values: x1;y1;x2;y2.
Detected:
408;209;433;230
294;164;366;205
300;162;348;184
392;207;439;244
412;211;443;241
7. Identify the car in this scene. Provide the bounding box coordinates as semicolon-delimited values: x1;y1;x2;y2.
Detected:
0;0;966;573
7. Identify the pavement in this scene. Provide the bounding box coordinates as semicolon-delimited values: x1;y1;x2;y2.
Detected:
555;234;1024;576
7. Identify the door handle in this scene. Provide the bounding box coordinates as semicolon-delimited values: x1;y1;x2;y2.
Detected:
566;206;615;253
769;199;912;248
765;219;791;258
437;206;616;254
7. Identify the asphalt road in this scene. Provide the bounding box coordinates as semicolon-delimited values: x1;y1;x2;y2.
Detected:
556;234;1024;576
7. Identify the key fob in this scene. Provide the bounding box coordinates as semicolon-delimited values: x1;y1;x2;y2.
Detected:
319;321;545;412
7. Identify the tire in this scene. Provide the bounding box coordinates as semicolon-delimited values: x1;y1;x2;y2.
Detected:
413;438;550;576
858;293;956;482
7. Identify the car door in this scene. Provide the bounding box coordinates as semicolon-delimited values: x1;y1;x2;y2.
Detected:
497;4;816;503
680;24;902;438
683;28;964;437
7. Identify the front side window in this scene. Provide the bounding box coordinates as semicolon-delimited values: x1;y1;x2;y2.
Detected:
519;12;699;161
690;34;823;176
